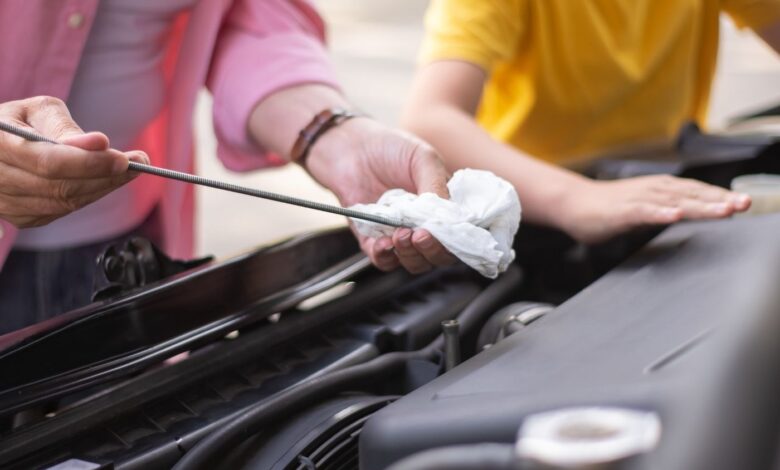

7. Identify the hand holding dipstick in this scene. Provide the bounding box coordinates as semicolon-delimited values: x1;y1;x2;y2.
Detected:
0;97;146;228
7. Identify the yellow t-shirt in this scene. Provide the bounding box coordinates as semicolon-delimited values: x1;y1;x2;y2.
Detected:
420;0;780;164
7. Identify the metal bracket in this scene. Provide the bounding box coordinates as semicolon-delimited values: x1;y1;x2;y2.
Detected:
92;237;213;301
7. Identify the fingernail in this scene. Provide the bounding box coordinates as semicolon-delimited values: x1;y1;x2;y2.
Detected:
731;193;750;206
128;151;150;165
416;233;434;249
399;229;412;247
709;202;730;213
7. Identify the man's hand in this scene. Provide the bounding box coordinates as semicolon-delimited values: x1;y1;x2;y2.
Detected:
557;175;752;244
0;96;148;228
305;117;458;273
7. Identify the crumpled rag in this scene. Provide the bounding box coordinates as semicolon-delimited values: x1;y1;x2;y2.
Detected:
350;169;521;278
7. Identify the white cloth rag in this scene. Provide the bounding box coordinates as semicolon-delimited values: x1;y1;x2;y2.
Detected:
350;169;521;278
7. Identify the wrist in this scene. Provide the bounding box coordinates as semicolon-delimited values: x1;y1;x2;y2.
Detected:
247;84;349;159
548;174;596;233
290;108;364;166
304;116;375;194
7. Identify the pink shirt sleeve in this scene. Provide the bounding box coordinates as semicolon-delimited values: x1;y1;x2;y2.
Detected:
206;0;341;171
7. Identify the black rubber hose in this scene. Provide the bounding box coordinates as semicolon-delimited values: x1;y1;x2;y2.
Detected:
385;444;519;470
172;350;424;470
172;266;522;470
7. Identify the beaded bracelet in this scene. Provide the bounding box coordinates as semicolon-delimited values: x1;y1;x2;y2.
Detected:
290;108;361;166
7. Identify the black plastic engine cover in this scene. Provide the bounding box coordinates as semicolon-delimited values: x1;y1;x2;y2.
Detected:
360;213;780;470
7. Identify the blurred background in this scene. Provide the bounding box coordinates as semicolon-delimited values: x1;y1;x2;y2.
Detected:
193;0;780;259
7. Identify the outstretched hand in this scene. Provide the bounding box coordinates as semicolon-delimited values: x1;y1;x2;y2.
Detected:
0;96;149;228
559;174;752;244
305;117;458;273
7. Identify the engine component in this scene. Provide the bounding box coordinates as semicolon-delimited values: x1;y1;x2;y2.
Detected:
359;213;780;470
218;395;396;470
442;320;461;372
386;444;520;470
477;302;554;351
170;268;522;470
516;407;660;469
93;237;212;301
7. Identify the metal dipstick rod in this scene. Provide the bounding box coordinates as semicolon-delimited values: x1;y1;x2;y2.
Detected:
0;121;408;228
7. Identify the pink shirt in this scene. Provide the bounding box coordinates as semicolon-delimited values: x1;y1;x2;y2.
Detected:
0;0;339;262
15;0;197;249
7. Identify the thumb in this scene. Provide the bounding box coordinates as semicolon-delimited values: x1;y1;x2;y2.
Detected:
411;144;451;199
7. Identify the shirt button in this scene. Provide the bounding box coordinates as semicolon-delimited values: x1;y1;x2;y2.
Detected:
68;12;85;29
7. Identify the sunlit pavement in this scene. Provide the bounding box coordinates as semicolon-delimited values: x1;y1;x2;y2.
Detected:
194;1;780;260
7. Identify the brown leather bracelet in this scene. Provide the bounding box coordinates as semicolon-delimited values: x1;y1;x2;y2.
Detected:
290;108;361;165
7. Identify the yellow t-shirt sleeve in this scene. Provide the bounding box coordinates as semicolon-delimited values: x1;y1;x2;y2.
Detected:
419;0;527;72
721;0;780;30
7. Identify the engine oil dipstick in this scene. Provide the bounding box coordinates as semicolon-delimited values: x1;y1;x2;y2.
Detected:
0;121;410;229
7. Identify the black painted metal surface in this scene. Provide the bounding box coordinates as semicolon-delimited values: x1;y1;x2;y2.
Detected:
0;228;365;415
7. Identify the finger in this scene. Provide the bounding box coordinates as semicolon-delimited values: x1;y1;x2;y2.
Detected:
5;143;144;179
643;178;736;220
360;235;400;272
661;178;736;203
625;203;683;228
23;96;90;142
38;146;141;178
687;182;752;211
411;229;458;266
409;144;450;199
61;132;110;151
620;199;734;233
392;228;433;274
676;199;736;220
651;177;751;211
372;236;401;271
0;159;136;198
0;183;123;221
729;192;752;212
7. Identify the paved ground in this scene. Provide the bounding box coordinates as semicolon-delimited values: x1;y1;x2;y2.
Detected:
194;1;780;259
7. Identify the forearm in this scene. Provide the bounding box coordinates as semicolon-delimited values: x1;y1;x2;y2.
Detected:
403;102;589;230
403;60;750;245
247;84;349;161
